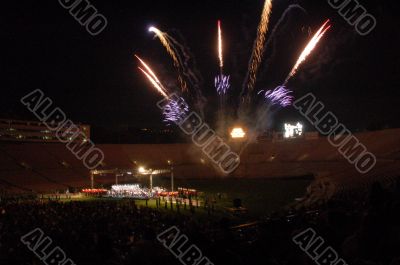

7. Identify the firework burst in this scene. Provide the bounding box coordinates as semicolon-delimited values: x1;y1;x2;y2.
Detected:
259;86;294;107
215;75;231;95
137;2;333;140
162;97;189;125
215;20;231;97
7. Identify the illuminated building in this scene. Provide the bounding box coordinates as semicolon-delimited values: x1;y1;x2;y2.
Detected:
284;123;303;139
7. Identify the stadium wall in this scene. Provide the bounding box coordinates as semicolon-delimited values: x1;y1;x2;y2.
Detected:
0;129;399;192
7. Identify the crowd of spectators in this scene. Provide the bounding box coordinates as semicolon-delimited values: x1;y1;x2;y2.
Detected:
0;179;399;265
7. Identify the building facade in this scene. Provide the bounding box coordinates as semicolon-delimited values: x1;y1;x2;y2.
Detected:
0;119;90;143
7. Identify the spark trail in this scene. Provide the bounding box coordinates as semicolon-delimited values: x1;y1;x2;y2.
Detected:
260;5;307;73
135;55;169;98
149;27;188;92
136;55;191;125
218;20;224;70
149;27;179;68
284;19;331;84
215;20;231;96
242;0;273;101
166;33;207;118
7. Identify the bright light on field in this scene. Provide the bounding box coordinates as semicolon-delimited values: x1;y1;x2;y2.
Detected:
138;167;146;173
231;127;246;139
284;123;303;138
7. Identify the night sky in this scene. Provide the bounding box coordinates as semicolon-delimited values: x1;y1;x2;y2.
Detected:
2;0;399;138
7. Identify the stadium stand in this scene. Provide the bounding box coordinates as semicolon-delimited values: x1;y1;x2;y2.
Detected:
0;129;398;194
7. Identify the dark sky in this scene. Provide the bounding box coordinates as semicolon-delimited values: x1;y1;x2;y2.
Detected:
2;0;399;133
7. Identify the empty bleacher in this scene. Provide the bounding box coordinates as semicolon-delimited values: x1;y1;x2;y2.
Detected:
0;128;398;194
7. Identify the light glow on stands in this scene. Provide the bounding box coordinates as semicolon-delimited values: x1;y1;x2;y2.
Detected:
284;123;303;138
138;167;146;174
82;188;108;194
230;127;246;139
159;191;179;197
178;187;197;196
137;167;170;175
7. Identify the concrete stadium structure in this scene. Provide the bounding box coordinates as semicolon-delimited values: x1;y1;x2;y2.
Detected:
0;129;399;195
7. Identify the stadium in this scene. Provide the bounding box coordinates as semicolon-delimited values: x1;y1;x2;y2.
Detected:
1;120;399;197
2;1;400;265
1;121;400;264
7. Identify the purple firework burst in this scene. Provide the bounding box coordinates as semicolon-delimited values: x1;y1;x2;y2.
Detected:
162;97;189;125
215;75;231;95
259;86;293;107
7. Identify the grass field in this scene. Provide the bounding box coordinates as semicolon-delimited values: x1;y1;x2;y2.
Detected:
148;177;312;216
54;177;312;218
